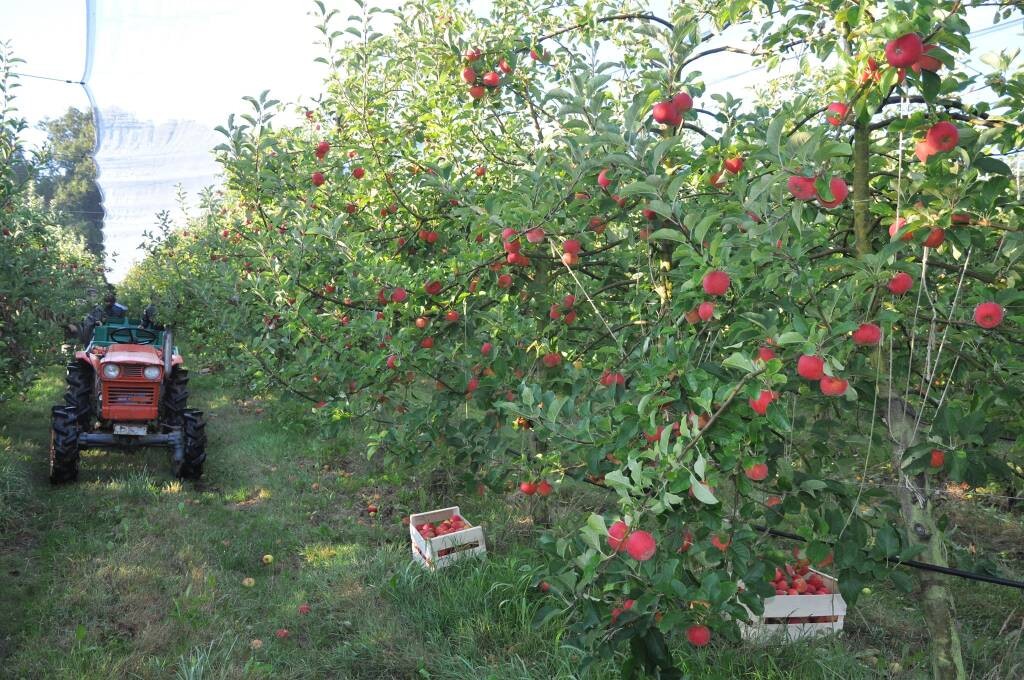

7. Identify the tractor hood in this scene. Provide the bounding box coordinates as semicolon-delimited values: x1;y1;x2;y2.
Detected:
103;344;163;366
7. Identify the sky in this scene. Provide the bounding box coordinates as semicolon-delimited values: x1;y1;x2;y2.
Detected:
1;1;1020;282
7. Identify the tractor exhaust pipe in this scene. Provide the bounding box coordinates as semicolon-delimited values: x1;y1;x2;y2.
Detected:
163;327;173;375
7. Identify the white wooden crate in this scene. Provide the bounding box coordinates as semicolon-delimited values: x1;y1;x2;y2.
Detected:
742;569;846;641
409;506;486;571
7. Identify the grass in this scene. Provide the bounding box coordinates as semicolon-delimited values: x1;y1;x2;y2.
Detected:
1;371;1021;679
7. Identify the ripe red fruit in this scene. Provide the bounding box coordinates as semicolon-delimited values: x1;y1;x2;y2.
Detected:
745;463;769;481
519;481;537;495
624;530;657;561
481;342;492;355
825;102;848;126
702;270;731;296
345;202;358;214
852;323;882;346
324;283;335;294
915;140;937;163
482;71;500;88
607;521;629;551
786;175;816;200
923;227;946;248
469;85;485;99
498;57;512;73
888;272;914;295
563;309;577;324
885;33;923;68
525;227;545;243
697;302;715;321
464;48;481;62
820;375;849;396
973;302;1004;329
462;67;476;84
929;449;946;468
597;168;611;188
600;370;625;387
708;171;725;188
679;530;694;553
466;377;479;393
474;165;486;177
912;44;942;73
889;217;913;242
757;346;776;361
749;389;778;415
424;280;442;295
311;172;325;187
497;274;513;289
351;166;365;180
817;176;849;208
445;310;460;322
537;480;552;496
926;121;959;152
390;287;408;303
538;581;550;592
563;239;581;255
415;317;428;330
561;252;578;266
298;603;311;615
723;157;744;174
315;140;331;159
542;352;561;368
686;625;711;647
275;628;290;639
797;355;825;381
420;337;434;349
672;92;693;112
711;534;731;552
642;207;656;221
652;101;675;124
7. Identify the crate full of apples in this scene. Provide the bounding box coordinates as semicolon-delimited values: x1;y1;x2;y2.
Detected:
409;506;486;570
742;562;847;641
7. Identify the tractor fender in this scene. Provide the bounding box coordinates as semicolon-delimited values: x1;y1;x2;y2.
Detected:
74;351;102;372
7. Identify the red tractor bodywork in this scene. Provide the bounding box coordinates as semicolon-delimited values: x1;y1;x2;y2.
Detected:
75;344;184;423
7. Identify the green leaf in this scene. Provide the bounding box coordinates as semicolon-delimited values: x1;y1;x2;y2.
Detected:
689;473;718;504
975;156;1011;176
875;524;900;556
647;228;687;243
766;114;785;161
723;352;756;373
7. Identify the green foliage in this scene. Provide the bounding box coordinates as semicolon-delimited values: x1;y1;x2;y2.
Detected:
0;42;106;401
121;0;1023;671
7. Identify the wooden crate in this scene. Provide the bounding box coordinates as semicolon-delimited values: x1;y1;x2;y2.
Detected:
742;569;846;641
409;506;486;571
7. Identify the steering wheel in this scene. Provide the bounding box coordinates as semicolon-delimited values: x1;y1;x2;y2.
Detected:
110;327;159;345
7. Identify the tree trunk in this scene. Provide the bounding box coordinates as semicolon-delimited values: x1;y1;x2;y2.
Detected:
853;122;966;680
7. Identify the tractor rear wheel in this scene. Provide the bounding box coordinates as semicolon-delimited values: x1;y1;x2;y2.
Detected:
64;361;95;430
49;406;81;484
162;368;189;427
173;408;206;479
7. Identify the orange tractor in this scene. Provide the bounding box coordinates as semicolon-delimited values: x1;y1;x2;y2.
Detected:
50;316;206;483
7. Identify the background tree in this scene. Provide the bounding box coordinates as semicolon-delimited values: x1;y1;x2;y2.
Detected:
35;107;105;256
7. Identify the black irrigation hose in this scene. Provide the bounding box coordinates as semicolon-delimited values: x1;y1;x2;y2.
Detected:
755;525;1024;591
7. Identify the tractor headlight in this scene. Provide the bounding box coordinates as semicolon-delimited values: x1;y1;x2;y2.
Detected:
143;366;161;380
102;363;121;379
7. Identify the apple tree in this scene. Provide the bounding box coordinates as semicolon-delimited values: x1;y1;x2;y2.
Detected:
123;1;1022;676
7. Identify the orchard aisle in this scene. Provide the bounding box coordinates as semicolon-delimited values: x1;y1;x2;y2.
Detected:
0;371;1020;678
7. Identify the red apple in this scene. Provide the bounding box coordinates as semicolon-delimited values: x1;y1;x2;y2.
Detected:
973;302;1004;329
686;625;711;647
462;67;476;83
390;287;408;303
887;272;913;295
852;322;882;346
885;33;923;68
925;121;958;152
607;520;629;551
469;85;485;99
702;270;731;296
542;352;561;368
498;57;512;73
525;227;545;243
497;274;513;289
723;157;744;174
757;346;776;361
697;301;715;321
820;375;849;396
481;341;492;355
424;280;442;295
711;534;731;552
825;102;848;126
672;91;693;112
520;481;537;495
817;176;849;208
929;449;945;468
315;140;331;159
537;480;552;496
482;71;500;88
922;227;946;248
745;463;769;481
786;175;816;200
889;217;913;242
624;530;656;561
749;389;778;415
797;354;825;381
311;172;325;187
597;168;611;189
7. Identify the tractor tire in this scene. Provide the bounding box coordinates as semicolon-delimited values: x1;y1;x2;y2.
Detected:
64;361;95;429
49;406;81;484
173;408;206;480
162;368;190;428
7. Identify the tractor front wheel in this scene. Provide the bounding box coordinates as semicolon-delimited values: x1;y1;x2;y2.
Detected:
162;368;189;428
64;361;95;430
49;406;81;484
173;408;206;479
